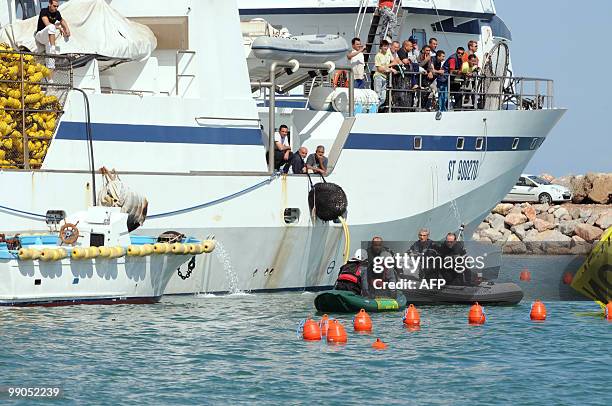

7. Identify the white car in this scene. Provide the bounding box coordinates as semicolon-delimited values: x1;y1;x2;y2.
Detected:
503;174;572;204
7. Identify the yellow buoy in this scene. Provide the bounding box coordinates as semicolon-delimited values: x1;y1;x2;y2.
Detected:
140;244;154;256
171;243;187;255
188;243;204;255
40;248;58;261
98;246;112;258
71;247;88;260
127;245;142;256
153;242;170;254
110;246;126;258
87;246;100;258
18;248;32;260
55;248;67;260
30;249;42;260
202;240;216;253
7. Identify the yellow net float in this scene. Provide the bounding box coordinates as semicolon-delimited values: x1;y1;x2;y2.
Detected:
98;246;112;258
110;246;125;258
188;243;204;255
202;240;216;253
140;244;154;256
153;242;170;254
40;248;66;261
127;245;142;256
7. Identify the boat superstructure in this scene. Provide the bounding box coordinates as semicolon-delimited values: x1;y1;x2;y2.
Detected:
0;0;564;295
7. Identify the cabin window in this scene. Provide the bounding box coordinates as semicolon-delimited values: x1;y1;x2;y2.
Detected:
512;138;520;150
475;137;484;150
413;136;422;150
456;137;464;150
530;138;539;149
15;0;37;20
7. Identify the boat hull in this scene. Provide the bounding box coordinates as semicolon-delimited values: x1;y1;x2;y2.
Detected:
0;254;190;306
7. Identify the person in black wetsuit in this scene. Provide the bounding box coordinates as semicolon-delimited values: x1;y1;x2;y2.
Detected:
437;232;469;285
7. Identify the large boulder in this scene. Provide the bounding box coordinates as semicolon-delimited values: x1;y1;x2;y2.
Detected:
503;234;527;254
595;212;612;230
570;175;591;203
570;235;592;255
523;205;537;222
569;207;581;220
532;203;549;214
540;173;555;182
533;218;555;232
579;208;593;219
574;223;603;242
504;212;528;227
480;228;504;243
586;214;598;226
587;173;612;204
552;175;571;189
537;212;555;224
492;203;515;216
486;213;506;230
553;207;569;219
510;224;527;240
476;222;490;231
558;220;580;236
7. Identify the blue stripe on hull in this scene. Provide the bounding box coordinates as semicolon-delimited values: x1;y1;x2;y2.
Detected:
55;122;540;151
345;133;539;152
56;122;264;146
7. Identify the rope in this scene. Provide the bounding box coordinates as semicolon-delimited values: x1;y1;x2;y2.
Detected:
0;172;280;222
431;0;451;49
0;204;47;220
147;172;280;219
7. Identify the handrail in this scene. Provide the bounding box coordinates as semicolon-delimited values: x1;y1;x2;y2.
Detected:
175;50;196;96
354;0;369;37
380;70;555;112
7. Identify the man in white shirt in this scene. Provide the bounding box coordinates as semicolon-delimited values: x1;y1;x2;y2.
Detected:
274;124;292;171
347;37;366;89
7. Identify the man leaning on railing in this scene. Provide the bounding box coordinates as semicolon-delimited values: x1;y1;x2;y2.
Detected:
35;0;70;55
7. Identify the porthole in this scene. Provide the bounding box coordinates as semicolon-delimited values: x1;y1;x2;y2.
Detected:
413;136;422;150
475;137;484;151
511;138;520;150
530;138;539;149
456;137;465;150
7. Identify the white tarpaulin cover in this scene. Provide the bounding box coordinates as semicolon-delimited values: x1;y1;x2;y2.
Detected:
0;0;156;60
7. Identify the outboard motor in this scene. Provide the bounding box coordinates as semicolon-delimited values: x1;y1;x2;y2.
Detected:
307;181;347;221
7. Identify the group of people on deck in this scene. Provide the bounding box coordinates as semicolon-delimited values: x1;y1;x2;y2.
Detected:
334;229;470;299
347;1;482;111
273;125;329;175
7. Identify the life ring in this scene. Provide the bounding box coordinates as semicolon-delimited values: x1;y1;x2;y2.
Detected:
332;70;349;88
59;222;80;245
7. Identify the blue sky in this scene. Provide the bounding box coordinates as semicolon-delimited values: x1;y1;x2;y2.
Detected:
495;0;611;176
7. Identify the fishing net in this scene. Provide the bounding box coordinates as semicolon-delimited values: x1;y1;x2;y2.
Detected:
98;167;149;232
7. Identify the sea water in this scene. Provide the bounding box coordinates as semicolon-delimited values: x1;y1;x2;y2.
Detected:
0;257;610;405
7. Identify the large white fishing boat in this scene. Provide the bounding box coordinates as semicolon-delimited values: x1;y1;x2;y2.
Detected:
0;0;564;294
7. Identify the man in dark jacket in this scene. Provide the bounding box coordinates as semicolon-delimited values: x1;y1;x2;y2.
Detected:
437;232;468;285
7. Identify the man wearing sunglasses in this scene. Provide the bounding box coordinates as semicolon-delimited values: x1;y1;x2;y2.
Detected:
35;0;71;54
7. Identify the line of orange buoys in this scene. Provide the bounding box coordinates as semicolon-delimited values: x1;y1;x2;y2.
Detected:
299;300;612;348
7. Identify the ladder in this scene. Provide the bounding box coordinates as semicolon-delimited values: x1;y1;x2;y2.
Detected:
354;0;405;88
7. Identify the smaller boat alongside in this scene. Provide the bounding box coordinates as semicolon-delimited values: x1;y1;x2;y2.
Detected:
0;206;214;306
314;290;407;313
400;280;523;306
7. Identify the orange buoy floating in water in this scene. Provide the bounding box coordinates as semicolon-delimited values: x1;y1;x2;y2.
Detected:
403;304;421;329
530;300;547;321
319;314;330;336
519;269;531;281
468;302;486;325
372;338;387;350
606;302;612;321
562;272;573;285
326;319;348;344
353;309;373;332
302;318;322;341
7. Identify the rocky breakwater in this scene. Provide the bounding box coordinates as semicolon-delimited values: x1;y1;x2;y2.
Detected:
545;172;612;204
473;202;612;255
